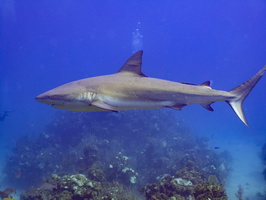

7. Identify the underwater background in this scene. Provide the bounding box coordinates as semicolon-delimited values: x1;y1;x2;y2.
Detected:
0;0;266;199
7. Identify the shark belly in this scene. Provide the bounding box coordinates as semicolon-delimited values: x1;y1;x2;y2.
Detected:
99;95;175;110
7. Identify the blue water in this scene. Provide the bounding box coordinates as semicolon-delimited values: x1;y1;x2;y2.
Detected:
1;1;266;199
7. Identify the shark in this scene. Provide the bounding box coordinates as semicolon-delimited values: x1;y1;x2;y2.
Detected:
36;50;266;126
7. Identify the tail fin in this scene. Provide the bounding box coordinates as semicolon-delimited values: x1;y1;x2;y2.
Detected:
227;65;266;126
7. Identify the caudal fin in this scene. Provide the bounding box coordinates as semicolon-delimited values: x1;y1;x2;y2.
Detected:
227;65;266;126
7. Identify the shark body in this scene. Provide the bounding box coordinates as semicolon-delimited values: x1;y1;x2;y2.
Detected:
36;51;266;126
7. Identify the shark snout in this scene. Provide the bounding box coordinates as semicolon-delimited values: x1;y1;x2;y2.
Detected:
36;91;78;107
35;92;64;104
35;93;52;104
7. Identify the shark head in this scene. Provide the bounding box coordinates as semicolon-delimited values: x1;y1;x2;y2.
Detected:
35;80;99;111
35;50;145;112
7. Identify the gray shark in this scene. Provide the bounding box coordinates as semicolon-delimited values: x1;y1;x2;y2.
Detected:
36;50;266;126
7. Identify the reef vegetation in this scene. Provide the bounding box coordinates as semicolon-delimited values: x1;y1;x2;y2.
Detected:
261;141;266;181
259;142;266;199
2;110;232;199
0;187;16;199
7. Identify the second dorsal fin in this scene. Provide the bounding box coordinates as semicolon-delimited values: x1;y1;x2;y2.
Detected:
200;81;212;87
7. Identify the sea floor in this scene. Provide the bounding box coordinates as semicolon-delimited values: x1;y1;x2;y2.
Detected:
224;140;265;199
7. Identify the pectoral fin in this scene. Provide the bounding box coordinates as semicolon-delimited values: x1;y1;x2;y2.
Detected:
91;101;118;112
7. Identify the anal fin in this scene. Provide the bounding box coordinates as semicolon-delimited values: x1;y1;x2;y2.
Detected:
201;104;214;111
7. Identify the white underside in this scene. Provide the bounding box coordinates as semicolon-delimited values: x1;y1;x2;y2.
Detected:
100;95;175;108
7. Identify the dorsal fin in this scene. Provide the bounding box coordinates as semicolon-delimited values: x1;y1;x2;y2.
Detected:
117;50;147;77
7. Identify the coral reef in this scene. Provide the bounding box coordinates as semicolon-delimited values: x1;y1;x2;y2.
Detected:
142;166;227;200
20;174;101;200
20;173;143;200
2;110;232;199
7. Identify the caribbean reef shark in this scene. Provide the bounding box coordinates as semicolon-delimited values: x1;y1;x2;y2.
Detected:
36;50;266;126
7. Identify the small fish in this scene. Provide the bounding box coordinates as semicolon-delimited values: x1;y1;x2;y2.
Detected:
15;168;21;179
39;182;57;191
25;188;37;197
214;146;220;149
